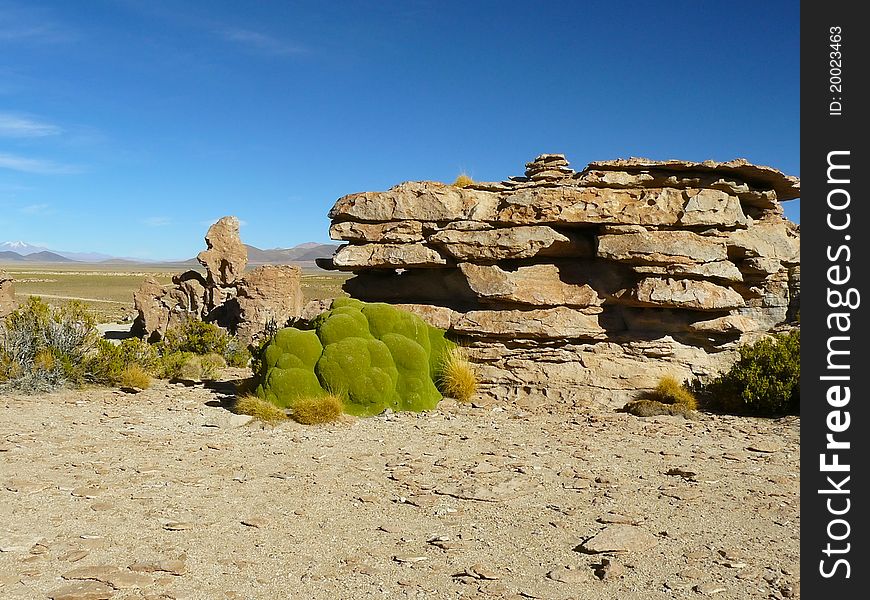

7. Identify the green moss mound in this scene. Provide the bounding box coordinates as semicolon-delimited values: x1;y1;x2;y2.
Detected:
254;300;456;417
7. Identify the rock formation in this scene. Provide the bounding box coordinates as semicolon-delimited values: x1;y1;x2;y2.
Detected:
132;217;303;344
0;271;16;318
321;154;800;407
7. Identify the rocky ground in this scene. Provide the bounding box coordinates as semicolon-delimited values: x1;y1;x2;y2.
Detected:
0;376;799;600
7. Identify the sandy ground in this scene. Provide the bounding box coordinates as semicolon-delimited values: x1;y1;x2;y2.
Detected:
0;377;799;600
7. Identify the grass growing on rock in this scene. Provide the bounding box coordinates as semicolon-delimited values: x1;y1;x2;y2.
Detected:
438;347;478;402
452;173;475;188
621;375;698;419
290;393;345;425
648;375;697;410
235;394;288;424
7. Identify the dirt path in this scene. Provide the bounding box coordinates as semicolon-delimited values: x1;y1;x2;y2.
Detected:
0;379;799;600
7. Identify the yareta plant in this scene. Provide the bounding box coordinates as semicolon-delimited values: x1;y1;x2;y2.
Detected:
254;298;456;417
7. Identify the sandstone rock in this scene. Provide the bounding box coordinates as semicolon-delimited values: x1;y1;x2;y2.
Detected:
584;157;800;201
329;181;499;223
459;263;615;307
632;260;743;282
329;220;425;244
332;243;448;269
131;277;174;342
197;216;248;286
711;220;800;265
0;271;16;318
429;226;594;262
233;265;303;343
597;230;728;264
628;278;745;310
343;269;477;306
453;307;611;340
680;188;748;226
393;304;458;330
497;187;689;226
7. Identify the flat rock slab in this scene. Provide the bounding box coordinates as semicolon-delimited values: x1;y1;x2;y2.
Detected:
579;525;658;553
0;532;44;553
49;580;114;600
435;480;533;502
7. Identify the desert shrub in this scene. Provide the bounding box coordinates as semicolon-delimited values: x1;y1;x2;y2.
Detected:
646;376;697;410
703;330;800;416
224;339;252;368
155;351;196;379
0;297;98;392
437;346;478;402
253;299;456;417
452;173;475;188
88;338;158;385
161;319;230;356
119;364;152;389
290;393;344;425
235;393;288;423
199;353;227;380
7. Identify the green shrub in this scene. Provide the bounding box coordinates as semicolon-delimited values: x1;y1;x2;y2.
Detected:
224;340;252;368
253;300;456;417
161;319;230;356
88;338;158;386
155;351;196;379
0;297;98;392
703;330;800;416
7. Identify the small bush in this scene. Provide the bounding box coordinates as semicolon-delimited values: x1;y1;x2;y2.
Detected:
224;341;251;368
119;364;151;389
452;173;475;188
703;330;800;416
291;393;344;425
89;338;158;386
646;376;697;410
437;347;478;402
199;353;227;380
0;297;98;392
235;393;288;423
161;319;230;356
156;351;196;379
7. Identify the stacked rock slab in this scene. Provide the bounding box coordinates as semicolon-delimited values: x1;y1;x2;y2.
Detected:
132;217;303;344
0;271;16;318
321;154;800;408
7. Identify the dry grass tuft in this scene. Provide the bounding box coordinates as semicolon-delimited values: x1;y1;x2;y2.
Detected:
452;173;475;188
119;364;151;389
291;393;344;425
649;375;697;410
235;394;288;424
438;347;478;402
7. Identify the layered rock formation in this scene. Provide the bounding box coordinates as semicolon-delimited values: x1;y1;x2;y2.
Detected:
321;154;800;407
0;271;16;318
132;217;303;344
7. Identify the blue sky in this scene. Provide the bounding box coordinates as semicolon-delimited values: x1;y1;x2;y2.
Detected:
1;0;799;260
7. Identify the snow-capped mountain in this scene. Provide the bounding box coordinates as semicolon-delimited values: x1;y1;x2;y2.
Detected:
0;241;50;255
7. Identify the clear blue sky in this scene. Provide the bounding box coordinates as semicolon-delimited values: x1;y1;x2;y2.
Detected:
1;0;799;260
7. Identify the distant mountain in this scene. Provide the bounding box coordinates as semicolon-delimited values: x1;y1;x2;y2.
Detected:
0;250;76;263
244;243;339;265
0;241;49;255
0;240;339;267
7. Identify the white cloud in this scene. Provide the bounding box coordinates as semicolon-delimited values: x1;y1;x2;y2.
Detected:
0;112;61;137
0;152;82;174
217;27;306;57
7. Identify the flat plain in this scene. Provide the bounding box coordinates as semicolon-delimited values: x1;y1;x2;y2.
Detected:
1;264;349;323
